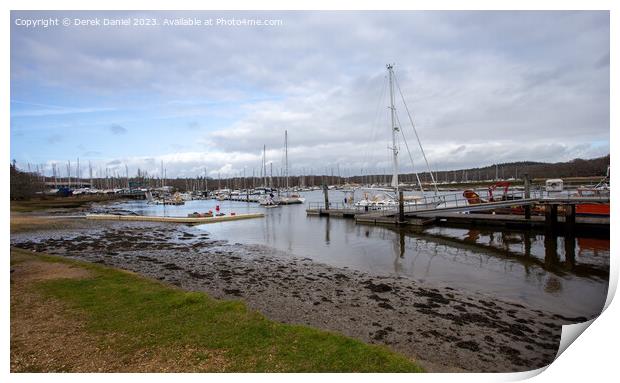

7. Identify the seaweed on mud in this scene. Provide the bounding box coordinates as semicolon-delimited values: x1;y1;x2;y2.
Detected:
363;281;392;293
416;288;450;305
456;340;480;352
223;288;243;297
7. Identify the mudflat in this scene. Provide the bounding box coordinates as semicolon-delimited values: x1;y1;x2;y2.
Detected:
10;218;575;372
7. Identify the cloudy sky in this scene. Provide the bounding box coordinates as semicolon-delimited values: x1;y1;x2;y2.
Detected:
10;11;609;178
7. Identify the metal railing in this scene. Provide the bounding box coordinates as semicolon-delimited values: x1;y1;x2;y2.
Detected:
307;201;368;211
307;189;543;217
307;187;609;219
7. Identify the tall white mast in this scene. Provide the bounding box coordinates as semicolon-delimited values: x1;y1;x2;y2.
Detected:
204;168;208;191
52;163;57;188
387;64;399;194
263;145;267;187
285;130;289;190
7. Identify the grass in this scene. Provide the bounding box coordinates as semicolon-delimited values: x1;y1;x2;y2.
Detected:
11;248;423;372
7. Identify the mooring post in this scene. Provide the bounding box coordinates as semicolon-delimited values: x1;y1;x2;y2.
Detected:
543;229;559;267
564;204;576;228
323;184;330;211
398;190;405;224
545;204;558;230
523;173;531;220
564;208;576;269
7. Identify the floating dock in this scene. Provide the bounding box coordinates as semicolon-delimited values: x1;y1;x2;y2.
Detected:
86;213;264;224
354;211;608;228
223;195;262;202
307;195;609;233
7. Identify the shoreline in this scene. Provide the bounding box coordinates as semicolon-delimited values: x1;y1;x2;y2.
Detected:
10;218;581;372
11;247;421;372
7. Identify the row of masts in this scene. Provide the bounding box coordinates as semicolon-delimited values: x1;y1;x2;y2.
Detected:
259;129;291;190
17;158;524;191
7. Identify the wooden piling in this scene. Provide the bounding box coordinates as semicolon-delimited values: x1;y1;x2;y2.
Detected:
398;190;405;224
523;173;531;220
564;204;576;227
323;184;330;210
545;204;558;230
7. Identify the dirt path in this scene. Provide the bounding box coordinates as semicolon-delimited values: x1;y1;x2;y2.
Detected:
11;256;104;372
10;252;230;372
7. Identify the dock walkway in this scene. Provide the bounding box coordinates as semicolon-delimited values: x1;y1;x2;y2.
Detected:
355;211;608;228
307;194;609;231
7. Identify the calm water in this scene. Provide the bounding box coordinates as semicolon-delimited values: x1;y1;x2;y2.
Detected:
116;190;609;317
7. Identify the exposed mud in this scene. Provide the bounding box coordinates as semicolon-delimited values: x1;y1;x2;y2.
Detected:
10;220;572;372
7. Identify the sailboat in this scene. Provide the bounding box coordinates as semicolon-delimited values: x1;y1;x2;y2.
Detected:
145;190;185;205
278;130;305;205
258;145;280;207
354;64;440;211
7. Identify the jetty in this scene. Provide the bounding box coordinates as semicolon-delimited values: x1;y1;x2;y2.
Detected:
86;213;264;224
306;190;609;232
225;195;262;203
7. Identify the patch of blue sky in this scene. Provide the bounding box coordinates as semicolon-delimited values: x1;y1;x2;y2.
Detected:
10;83;282;162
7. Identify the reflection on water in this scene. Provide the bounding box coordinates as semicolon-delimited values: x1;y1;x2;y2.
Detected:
417;226;608;314
116;190;609;317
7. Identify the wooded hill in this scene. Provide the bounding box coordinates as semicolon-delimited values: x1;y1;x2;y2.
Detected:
404;155;610;185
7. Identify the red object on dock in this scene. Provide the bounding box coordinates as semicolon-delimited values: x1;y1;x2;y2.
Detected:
463;190;485;204
575;203;610;217
488;181;511;201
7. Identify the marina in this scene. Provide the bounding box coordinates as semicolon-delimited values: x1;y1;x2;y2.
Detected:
9;9;611;373
107;189;608;319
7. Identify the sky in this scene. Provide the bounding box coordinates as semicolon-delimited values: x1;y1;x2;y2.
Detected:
10;10;610;179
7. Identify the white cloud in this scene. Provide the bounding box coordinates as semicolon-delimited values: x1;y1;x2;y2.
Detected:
11;11;609;177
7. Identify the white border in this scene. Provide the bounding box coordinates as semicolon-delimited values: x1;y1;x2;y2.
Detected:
3;1;616;383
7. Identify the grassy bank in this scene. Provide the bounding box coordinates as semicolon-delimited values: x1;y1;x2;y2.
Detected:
10;248;423;372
